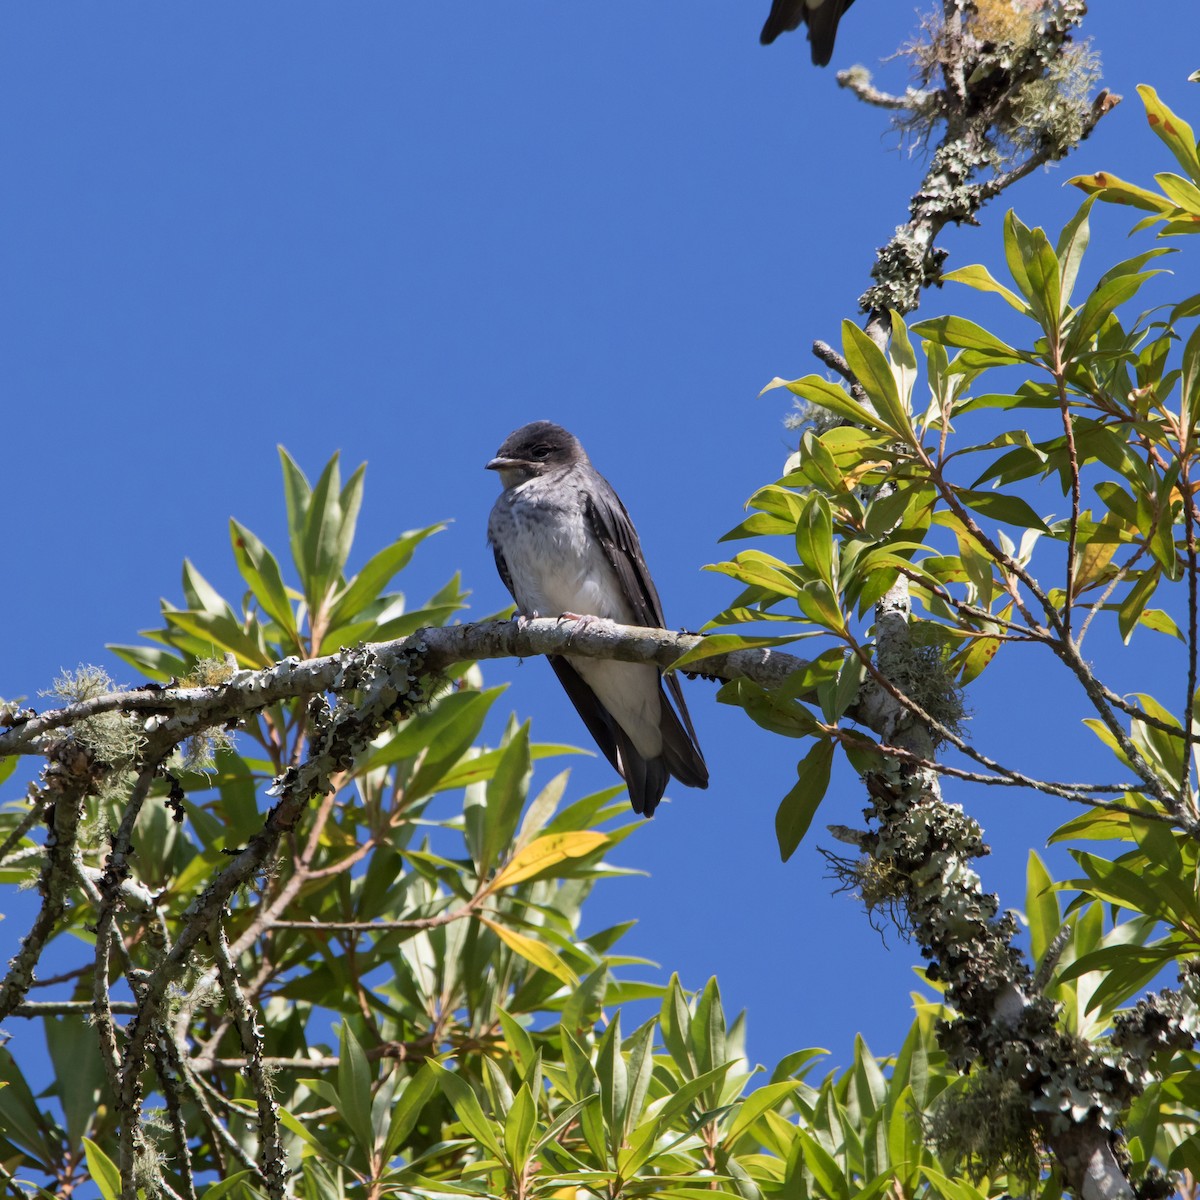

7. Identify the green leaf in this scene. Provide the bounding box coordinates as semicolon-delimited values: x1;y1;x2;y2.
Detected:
0;1049;62;1165
44;1017;108;1148
278;446;313;574
659;974;696;1075
1026;851;1061;967
301;454;345;608
1026;223;1064;332
163;606;271;668
1055;196;1094;307
706;552;803;600
956;488;1050;532
717;678;823;738
623;1020;657;1138
942;263;1028;312
723;1081;801;1147
841;321;914;440
886;1083;924;1185
198;1172;256;1199
496;1009;536;1078
690;977;727;1079
780;374;889;430
596;1013;628;1143
277;1101;356;1171
504;1084;536;1174
911;314;1023;360
476;722;531;877
1118;570;1159;642
181;557;234;616
776;739;835;862
657;1062;735;1128
796;1125;851;1200
437;745;580;796
369;686;502;776
671;631;808;674
381;1065;437;1161
107;642;191;682
230;519;298;644
83;1138;121;1200
329;524;444;627
1156;171;1200;215
1182;322;1200;452
796;494;835;586
427;1060;505;1159
921;1166;990;1200
821;651;865;723
337;1023;375;1154
795;580;847;632
334;462;367;580
1065;270;1163;357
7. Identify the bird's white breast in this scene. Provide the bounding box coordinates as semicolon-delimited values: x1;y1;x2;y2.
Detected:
489;476;633;623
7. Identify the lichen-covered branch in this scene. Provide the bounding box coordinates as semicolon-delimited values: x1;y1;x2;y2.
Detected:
0;619;802;761
0;750;95;1020
847;579;1172;1200
210;920;286;1199
840;0;1113;337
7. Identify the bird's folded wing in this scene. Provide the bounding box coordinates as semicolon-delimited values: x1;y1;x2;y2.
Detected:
583;484;705;753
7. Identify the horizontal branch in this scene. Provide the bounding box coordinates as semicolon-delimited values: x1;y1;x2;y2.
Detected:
0;619;810;759
13;1000;139;1017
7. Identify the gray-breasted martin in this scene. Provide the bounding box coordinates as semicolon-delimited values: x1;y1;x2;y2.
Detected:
486;421;708;816
759;0;856;64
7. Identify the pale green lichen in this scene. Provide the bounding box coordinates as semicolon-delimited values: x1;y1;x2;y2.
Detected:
43;667;143;803
1005;42;1102;158
927;1069;1043;1187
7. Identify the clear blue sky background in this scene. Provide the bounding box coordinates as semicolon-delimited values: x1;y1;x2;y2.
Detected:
2;3;1197;1084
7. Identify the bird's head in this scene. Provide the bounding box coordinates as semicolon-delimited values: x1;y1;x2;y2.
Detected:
486;421;584;488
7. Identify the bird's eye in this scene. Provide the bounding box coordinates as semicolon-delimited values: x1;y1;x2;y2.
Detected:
531;444;551;460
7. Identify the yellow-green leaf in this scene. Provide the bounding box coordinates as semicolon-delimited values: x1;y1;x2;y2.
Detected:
83;1139;121;1200
490;832;609;890
479;917;578;986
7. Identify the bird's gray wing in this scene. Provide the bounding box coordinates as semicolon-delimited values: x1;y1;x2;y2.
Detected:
583;477;667;630
491;542;516;602
582;478;706;757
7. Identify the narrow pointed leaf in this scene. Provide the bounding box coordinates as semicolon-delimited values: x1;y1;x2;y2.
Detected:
491;831;609;891
776;739;835;861
479;916;578;986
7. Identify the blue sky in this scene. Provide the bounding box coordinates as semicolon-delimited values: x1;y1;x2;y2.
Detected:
3;3;1198;1078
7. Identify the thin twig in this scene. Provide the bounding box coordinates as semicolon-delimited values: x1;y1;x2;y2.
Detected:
267;907;473;934
0;794;47;865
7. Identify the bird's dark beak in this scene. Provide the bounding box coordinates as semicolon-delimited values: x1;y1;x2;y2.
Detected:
486;456;521;471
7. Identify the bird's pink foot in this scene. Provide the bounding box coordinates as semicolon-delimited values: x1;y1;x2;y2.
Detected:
559;612;605;646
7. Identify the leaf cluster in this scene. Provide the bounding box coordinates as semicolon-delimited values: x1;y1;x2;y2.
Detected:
707;86;1200;863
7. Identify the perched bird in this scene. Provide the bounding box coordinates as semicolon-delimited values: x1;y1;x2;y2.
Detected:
759;0;856;65
486;421;708;816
